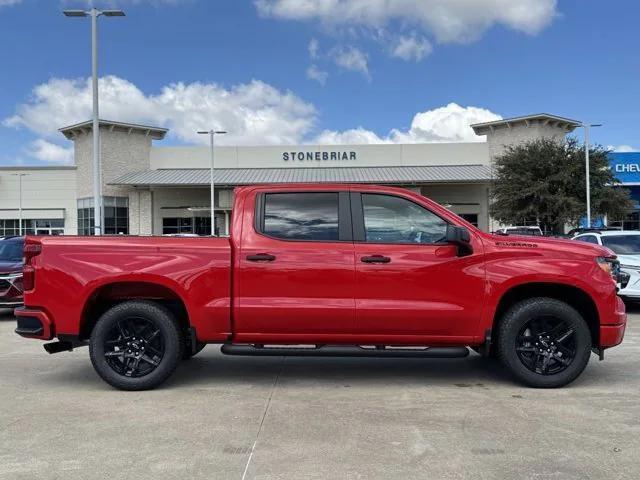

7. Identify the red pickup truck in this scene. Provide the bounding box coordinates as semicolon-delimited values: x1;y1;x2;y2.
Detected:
15;184;626;390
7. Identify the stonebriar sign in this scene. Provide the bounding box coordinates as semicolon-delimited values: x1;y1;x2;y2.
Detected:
283;151;357;162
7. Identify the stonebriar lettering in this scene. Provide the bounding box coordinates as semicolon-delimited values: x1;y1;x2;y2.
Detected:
283;151;357;162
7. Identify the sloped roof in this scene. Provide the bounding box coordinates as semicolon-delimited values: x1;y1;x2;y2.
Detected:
109;164;492;186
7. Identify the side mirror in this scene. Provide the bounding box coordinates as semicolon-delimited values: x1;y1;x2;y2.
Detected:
446;225;473;257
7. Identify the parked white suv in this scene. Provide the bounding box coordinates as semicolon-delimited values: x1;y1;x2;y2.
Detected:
573;230;640;300
494;226;544;236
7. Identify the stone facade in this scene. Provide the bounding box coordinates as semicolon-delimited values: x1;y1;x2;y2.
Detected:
485;122;573;162
65;121;165;235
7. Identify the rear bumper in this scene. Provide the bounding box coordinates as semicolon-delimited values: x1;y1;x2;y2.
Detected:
599;296;626;348
14;307;53;340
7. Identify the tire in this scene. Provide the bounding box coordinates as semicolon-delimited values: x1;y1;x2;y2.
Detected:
182;341;206;360
497;297;592;388
89;300;183;391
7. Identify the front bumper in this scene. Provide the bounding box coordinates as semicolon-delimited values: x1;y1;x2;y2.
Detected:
618;267;640;298
0;273;23;307
14;307;53;340
599;296;626;348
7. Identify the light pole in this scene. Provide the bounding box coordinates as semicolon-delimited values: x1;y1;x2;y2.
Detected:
11;174;28;235
63;8;125;235
197;130;227;236
581;123;603;228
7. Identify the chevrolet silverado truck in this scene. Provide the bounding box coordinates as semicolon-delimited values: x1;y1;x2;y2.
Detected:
15;184;626;390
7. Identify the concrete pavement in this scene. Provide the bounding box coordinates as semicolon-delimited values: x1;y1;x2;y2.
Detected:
1;307;639;479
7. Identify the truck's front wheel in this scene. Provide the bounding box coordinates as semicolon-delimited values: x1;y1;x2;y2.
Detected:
89;300;183;390
498;297;592;388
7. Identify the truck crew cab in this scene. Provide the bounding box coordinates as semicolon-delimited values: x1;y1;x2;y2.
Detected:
15;184;626;390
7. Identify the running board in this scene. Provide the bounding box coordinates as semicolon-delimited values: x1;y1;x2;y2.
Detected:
221;344;469;358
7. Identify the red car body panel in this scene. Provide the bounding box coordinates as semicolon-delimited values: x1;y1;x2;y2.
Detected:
16;183;626;350
19;236;232;342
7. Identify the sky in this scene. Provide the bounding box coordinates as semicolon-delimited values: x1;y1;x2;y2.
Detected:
0;0;638;166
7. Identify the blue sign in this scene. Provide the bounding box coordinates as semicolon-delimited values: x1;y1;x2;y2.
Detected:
609;152;640;184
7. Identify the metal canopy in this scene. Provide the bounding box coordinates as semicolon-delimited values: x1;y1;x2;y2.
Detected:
109;164;491;187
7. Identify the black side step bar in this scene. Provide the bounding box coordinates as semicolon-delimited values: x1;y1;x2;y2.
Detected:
221;344;469;358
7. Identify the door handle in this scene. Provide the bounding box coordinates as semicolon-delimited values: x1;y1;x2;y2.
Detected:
361;255;391;264
246;253;276;262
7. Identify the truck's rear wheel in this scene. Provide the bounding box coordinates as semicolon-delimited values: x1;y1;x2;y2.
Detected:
498;297;592;388
89;300;183;390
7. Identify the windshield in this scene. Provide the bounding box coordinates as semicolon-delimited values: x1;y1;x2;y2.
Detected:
0;240;23;262
601;235;640;255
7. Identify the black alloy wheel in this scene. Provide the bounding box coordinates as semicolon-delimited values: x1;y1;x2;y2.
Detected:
497;297;592;388
515;316;576;375
103;316;165;378
89;300;183;390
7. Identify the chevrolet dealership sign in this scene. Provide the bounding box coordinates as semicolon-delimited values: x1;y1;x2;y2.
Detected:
610;152;640;184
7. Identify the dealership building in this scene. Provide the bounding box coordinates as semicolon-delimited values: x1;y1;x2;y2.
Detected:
0;113;591;236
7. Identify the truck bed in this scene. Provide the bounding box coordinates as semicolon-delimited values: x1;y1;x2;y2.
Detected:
24;235;232;342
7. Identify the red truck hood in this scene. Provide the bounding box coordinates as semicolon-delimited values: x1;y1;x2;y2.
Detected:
484;233;615;258
0;261;22;275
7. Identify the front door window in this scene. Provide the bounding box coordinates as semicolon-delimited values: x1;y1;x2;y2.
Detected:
361;193;448;244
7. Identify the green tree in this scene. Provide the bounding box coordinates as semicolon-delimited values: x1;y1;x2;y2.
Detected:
490;137;634;234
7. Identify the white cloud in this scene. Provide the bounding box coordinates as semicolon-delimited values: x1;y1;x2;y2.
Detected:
4;77;502;152
314;103;502;144
331;46;370;79
0;0;22;7
391;34;432;62
314;127;390;145
3;75;317;146
255;0;558;44
306;64;329;85
26;139;74;164
609;145;638;153
308;38;320;59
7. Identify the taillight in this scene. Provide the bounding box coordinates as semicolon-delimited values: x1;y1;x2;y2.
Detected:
23;241;41;291
23;243;42;264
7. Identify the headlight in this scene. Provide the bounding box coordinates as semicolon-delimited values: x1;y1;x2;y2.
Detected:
1;273;22;281
596;257;620;282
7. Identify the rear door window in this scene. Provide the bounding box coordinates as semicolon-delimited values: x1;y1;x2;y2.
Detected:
262;192;340;241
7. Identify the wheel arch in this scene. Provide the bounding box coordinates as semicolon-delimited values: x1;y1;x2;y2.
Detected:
79;281;190;340
491;282;600;348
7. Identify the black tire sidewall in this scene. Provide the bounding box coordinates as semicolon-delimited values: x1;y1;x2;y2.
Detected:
89;300;183;391
498;298;592;388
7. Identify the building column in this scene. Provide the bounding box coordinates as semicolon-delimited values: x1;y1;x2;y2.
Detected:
128;190;153;235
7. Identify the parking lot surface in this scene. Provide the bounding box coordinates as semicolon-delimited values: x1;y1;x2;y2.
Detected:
1;307;639;480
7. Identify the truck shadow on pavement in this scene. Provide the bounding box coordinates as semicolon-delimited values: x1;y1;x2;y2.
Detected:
33;346;623;391
3;306;632;391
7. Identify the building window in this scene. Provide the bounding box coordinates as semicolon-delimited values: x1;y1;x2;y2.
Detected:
163;217;195;235
609;211;640;231
104;196;129;235
0;219;20;236
162;216;217;235
459;214;479;228
0;219;64;236
77;196;128;235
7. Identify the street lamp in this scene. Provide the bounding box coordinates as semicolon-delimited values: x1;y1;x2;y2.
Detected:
63;8;125;235
197;130;227;236
580;123;603;227
10;174;28;236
